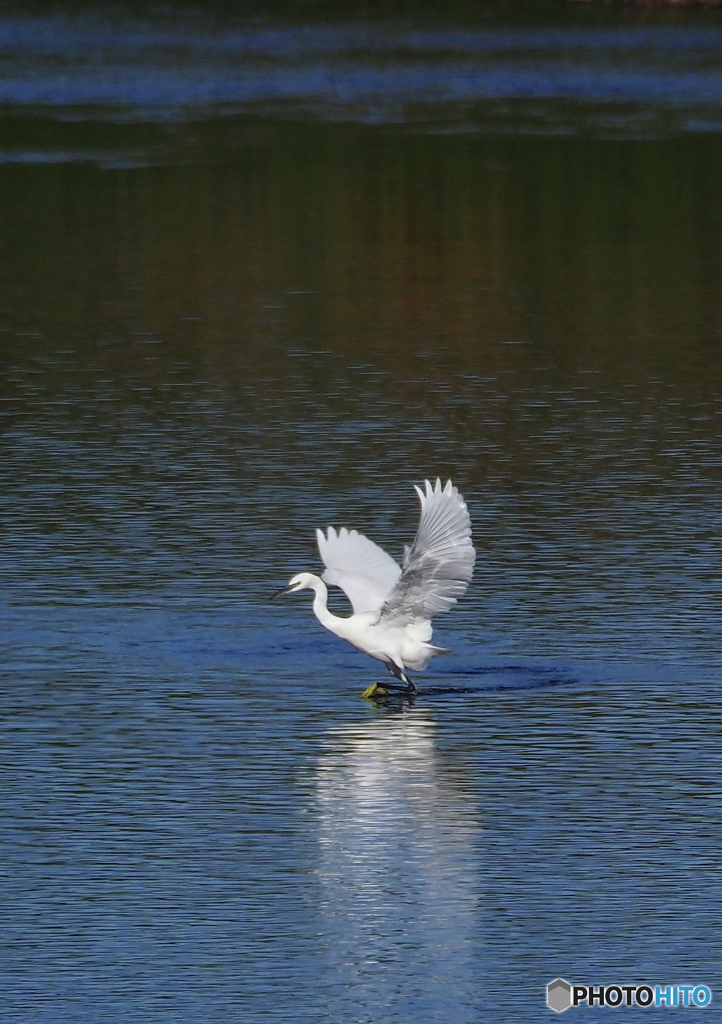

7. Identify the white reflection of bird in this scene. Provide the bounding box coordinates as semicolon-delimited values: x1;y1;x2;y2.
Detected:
275;479;475;696
314;713;481;1009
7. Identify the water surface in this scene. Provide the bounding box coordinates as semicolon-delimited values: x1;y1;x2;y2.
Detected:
1;5;721;1021
3;2;722;160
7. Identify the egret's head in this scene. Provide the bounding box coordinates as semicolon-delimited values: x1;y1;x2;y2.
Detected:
271;572;317;599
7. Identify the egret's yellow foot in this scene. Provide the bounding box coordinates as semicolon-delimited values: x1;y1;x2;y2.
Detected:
361;682;387;699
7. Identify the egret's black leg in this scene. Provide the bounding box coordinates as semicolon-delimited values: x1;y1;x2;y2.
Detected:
387;661;418;696
361;663;418;701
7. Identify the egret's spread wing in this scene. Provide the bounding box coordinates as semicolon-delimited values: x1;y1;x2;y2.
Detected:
317;526;401;615
380;479;475;623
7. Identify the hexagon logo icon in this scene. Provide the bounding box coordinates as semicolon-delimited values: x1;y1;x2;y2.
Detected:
547;978;572;1013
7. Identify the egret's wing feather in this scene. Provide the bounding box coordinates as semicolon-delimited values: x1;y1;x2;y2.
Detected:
380;479;475;623
317;526;401;615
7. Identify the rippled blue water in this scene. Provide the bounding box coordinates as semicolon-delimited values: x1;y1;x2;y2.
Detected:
1;380;720;1020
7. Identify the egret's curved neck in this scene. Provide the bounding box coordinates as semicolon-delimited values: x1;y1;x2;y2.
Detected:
307;576;344;630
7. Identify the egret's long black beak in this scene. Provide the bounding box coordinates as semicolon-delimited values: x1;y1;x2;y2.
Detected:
270;584;294;601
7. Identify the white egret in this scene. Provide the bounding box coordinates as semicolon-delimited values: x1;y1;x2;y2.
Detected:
275;479;475;697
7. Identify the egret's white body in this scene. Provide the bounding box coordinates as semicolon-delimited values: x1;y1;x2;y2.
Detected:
279;479;475;694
